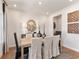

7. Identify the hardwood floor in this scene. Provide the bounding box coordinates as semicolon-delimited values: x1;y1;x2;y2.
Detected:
53;47;79;59
0;48;15;59
62;47;79;59
0;47;79;59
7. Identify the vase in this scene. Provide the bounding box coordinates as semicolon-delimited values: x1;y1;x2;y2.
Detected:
37;31;42;37
32;32;37;37
42;32;46;39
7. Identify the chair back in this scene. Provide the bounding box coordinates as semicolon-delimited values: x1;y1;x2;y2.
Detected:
21;34;26;38
14;33;19;51
26;34;32;40
30;38;42;59
44;37;53;59
52;35;60;57
53;35;60;46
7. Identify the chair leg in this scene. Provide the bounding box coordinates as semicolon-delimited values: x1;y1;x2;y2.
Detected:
27;51;29;59
15;52;19;59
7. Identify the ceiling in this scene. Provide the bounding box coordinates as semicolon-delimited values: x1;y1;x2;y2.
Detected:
6;0;79;16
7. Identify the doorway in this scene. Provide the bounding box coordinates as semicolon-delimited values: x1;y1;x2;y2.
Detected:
53;15;62;35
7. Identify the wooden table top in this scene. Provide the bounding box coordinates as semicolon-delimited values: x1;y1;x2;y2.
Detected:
21;38;32;47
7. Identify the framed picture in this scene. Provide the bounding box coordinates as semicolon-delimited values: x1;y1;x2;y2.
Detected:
68;23;79;34
68;10;79;34
68;10;79;22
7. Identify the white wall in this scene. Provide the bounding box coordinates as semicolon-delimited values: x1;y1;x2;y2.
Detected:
7;9;51;47
51;2;79;52
0;0;3;58
7;2;79;52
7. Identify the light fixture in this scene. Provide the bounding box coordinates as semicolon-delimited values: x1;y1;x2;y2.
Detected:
14;4;16;7
38;1;42;5
46;12;49;15
69;0;73;2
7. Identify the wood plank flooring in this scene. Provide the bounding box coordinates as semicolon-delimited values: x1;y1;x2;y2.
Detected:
0;48;15;59
0;47;79;59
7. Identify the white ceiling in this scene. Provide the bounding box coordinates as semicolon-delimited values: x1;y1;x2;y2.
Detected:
6;0;79;16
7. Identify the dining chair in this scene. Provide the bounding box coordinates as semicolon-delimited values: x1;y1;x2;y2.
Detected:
52;35;60;57
29;38;42;59
14;32;29;59
21;34;26;38
43;37;53;59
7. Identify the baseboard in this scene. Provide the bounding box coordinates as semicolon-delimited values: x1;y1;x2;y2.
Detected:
63;45;79;53
0;53;2;58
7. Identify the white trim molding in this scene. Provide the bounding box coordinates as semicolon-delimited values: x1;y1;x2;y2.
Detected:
63;45;79;52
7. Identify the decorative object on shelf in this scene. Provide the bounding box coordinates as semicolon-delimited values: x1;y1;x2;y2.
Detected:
42;24;46;39
37;24;42;37
26;19;36;33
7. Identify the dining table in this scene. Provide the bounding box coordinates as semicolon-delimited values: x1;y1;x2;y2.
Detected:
20;37;45;59
20;37;62;59
20;38;32;59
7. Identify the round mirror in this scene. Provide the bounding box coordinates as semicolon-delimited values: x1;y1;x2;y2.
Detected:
27;20;36;32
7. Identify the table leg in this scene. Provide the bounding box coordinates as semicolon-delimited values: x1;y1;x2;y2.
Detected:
42;42;44;59
59;40;62;53
60;40;63;53
21;47;24;59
